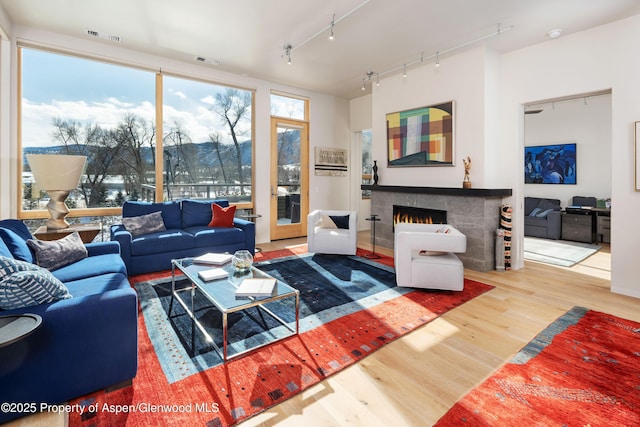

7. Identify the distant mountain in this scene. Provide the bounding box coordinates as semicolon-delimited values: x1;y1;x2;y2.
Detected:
23;136;301;170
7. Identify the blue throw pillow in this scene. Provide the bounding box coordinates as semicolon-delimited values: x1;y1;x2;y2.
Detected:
0;238;12;258
528;207;542;217
536;208;555;218
0;219;33;241
329;214;350;229
0;228;34;263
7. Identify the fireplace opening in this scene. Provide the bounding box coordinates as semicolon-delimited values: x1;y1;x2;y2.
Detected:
393;205;447;228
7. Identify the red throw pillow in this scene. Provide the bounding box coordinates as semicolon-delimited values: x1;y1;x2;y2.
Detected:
208;203;236;228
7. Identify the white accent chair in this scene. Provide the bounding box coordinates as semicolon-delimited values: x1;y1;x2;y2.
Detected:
307;210;358;255
394;222;467;291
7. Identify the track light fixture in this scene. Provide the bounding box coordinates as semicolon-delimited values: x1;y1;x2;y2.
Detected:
361;71;375;91
283;44;292;65
282;1;371;64
358;23;513;90
329;14;335;40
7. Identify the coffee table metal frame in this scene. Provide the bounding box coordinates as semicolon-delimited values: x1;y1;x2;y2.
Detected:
169;257;299;362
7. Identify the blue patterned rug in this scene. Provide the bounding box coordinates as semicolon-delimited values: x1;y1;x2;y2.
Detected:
135;253;412;383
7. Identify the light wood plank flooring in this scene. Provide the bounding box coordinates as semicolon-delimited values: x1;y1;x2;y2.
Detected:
9;233;630;427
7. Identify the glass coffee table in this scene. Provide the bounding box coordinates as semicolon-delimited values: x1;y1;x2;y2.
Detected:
169;257;299;362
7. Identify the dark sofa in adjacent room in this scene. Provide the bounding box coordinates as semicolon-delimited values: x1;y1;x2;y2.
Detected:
524;197;562;239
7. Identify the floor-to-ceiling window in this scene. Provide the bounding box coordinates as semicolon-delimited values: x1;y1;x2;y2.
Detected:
269;93;309;239
19;46;255;223
20;47;155;216
162;75;253;206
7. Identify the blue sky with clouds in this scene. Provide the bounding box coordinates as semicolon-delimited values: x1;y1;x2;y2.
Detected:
21;48;251;148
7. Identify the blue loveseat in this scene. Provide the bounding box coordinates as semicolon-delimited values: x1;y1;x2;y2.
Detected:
0;219;138;424
111;199;256;275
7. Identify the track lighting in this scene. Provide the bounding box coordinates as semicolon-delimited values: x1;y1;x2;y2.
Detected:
329;14;335;41
361;71;375;91
358;23;513;90
282;1;371;63
283;44;292;65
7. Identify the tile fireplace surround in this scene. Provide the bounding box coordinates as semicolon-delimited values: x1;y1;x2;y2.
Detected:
362;185;512;272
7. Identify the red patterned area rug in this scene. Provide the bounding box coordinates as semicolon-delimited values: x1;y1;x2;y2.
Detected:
69;248;492;426
435;306;640;426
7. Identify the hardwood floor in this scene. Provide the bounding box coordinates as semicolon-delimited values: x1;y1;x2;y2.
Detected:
9;234;632;427
244;233;624;426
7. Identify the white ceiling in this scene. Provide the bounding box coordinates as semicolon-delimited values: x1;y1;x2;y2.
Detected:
1;0;640;99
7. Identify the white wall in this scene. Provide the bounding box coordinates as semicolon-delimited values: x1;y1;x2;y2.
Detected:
307;95;352;213
0;37;11;219
349;94;372;230
501;15;640;297
370;46;489;188
355;14;640;298
0;25;351;245
0;6;12;219
524;93;612;206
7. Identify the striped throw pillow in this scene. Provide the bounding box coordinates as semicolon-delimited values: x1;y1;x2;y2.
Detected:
0;256;71;309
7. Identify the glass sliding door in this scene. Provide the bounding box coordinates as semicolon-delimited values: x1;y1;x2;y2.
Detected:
270;118;308;240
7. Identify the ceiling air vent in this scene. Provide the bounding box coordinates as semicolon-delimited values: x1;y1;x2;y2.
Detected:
84;28;122;43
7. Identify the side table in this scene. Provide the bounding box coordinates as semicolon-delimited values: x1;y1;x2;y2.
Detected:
239;213;262;253
365;214;381;259
34;223;101;244
0;314;42;348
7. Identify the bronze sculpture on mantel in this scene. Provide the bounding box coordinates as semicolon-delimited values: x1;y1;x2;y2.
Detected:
463;156;472;189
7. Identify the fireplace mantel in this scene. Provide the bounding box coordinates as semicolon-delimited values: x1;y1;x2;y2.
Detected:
361;185;511;197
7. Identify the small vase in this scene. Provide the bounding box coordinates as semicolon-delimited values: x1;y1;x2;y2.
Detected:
372;160;379;185
232;250;253;272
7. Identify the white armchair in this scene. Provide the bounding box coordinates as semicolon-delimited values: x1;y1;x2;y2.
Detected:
394;222;467;291
307;210;358;255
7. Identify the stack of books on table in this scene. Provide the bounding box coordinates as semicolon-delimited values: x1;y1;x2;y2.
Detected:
235;278;277;298
197;267;228;281
193;252;233;265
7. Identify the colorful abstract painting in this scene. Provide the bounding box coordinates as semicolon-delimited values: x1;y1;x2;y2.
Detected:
386;101;454;166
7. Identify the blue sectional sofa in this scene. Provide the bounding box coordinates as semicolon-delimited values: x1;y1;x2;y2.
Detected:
0;219;138;424
111;199;256;275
